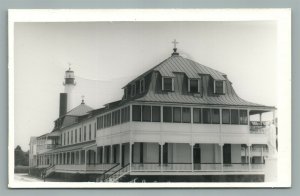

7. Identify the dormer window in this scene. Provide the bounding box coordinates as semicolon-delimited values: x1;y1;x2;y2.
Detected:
131;84;136;97
162;77;174;91
188;79;200;93
140;79;145;93
214;80;225;94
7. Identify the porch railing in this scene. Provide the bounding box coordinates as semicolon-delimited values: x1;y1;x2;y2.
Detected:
131;163;264;172
54;163;117;173
250;121;270;134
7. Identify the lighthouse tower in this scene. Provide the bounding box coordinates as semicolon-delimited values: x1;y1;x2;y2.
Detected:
63;67;76;112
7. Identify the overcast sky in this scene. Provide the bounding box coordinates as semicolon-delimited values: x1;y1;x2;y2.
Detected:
14;21;277;151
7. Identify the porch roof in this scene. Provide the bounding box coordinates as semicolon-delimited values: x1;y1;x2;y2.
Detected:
43;140;96;154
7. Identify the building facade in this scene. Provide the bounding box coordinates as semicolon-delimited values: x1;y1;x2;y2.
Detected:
29;46;277;182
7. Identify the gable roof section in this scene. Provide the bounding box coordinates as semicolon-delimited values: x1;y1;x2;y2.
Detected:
66;103;93;116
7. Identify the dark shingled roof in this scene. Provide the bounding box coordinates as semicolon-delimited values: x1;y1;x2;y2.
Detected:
154;55;226;80
137;79;266;107
66;103;93;116
132;55;273;108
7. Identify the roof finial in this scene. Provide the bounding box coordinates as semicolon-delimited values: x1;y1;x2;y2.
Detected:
81;95;85;104
171;39;179;56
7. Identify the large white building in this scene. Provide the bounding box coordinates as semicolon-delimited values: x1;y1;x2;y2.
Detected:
28;46;277;182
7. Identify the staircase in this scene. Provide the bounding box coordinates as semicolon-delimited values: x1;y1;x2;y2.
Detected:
96;163;120;182
103;163;130;182
44;164;55;178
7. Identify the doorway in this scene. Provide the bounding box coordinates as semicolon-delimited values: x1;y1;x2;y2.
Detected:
193;144;201;170
223;144;231;164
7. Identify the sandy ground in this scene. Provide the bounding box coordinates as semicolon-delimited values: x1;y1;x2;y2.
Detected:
14;173;43;182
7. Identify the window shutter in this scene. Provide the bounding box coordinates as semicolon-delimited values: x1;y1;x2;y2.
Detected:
188;79;190;92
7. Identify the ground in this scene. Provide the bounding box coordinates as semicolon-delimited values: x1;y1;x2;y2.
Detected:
14;173;60;182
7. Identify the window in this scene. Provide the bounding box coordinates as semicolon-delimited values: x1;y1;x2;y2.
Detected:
163;107;172;122
101;116;104;128
89;124;91;140
231;109;239;124
131;84;136;97
75;129;77;143
121;108;125;123
79;128;82;142
94;123;96;139
132;105;141;121
203;108;211;124
189;79;199;93
84;126;86;141
121;107;130;123
163;77;173;91
103;115;107;128
215;81;224;94
113;111;119;126
112;112;115;126
71;131;73;144
152;106;161;122
140;79;145;93
63;133;66;145
142;106;151;122
126;106;130;122
97;117;100;129
211;109;220;124
107;113;111;127
182;107;191;123
222;109;230;124
193;108;202;123
173;107;181;123
116;110;120;124
239;110;248;125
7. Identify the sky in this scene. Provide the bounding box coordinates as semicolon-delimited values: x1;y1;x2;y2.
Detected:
14;21;277;151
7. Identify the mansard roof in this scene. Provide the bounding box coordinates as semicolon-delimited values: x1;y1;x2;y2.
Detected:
136;79;266;107
123;54;274;109
125;55;226;87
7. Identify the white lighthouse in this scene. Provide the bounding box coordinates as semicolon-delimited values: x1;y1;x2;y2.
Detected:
63;67;76;112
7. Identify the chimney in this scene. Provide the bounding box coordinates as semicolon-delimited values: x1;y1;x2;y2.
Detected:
59;93;67;116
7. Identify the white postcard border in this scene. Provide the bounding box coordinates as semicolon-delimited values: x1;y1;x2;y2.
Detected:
8;9;291;188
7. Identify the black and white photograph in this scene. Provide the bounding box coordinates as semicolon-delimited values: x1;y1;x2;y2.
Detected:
8;9;291;188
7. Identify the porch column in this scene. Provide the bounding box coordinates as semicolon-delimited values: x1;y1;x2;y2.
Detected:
95;148;98;164
129;142;133;171
247;109;250;125
85;150;87;167
110;145;113;164
247;144;252;170
190;143;194;172
219;143;224;171
160;142;164;172
119;144;122;165
102;146;105;164
261;146;264;164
